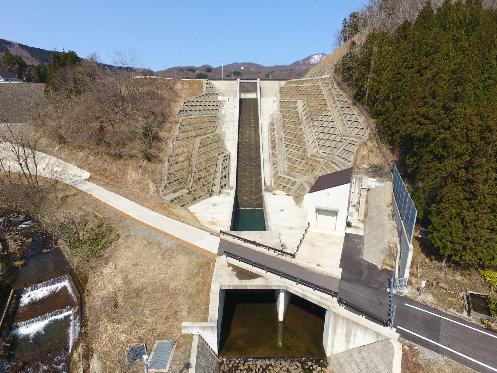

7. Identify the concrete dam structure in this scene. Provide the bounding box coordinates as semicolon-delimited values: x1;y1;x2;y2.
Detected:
175;74;402;372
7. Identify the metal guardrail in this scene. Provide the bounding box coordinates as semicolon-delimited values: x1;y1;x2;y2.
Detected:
224;251;389;327
220;231;295;258
294;223;310;256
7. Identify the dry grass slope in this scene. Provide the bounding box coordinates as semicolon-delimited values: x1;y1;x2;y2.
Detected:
0;83;44;123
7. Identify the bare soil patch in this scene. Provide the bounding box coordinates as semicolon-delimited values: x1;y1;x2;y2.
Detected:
354;136;386;169
401;339;475;373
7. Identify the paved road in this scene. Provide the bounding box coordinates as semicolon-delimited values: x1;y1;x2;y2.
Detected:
339;233;391;321
396;297;497;372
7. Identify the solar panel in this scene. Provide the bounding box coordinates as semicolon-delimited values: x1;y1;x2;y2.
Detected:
126;343;146;365
148;340;174;372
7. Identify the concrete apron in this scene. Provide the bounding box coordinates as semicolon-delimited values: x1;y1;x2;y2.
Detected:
182;256;398;358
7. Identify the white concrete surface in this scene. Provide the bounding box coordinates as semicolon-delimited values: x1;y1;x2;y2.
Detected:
264;191;308;250
1;142;220;254
323;309;389;355
296;231;344;278
259;81;285;188
181;322;218;353
363;180;399;268
330;338;402;373
230;231;282;251
0;142;90;183
188;335;199;373
188;81;239;232
303;183;351;233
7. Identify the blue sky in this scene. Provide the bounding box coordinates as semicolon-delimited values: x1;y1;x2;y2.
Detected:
1;0;366;71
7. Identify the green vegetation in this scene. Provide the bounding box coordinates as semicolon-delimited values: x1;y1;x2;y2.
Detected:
1;50;47;82
488;297;497;318
45;50;82;94
58;214;118;260
339;11;360;44
481;270;497;291
340;1;497;267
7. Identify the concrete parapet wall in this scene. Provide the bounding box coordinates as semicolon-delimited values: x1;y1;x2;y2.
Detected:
181;322;218;353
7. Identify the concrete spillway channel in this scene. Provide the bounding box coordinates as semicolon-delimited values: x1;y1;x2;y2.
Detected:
231;81;266;231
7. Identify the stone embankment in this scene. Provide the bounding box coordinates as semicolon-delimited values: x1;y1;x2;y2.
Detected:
218;357;327;372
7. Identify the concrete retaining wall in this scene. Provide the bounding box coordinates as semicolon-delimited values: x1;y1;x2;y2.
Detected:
181;322;218;353
323;310;388;355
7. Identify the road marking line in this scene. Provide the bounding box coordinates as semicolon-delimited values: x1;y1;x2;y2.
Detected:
404;302;497;340
397;326;497;372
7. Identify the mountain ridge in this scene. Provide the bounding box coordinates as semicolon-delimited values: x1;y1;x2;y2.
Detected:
158;53;327;80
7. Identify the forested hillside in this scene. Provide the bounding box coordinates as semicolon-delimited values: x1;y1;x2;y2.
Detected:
340;1;497;267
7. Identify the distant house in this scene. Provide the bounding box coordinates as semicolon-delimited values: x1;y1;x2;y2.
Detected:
303;168;353;233
0;70;19;83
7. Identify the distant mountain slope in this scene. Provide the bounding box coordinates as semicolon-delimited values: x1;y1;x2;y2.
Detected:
158;53;327;80
291;53;327;66
0;39;53;65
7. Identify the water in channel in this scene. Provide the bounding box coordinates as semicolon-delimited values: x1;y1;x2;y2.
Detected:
232;91;266;231
0;213;81;372
219;290;326;357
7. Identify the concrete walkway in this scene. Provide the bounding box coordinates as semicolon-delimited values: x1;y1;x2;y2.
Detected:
0;142;219;254
72;180;219;253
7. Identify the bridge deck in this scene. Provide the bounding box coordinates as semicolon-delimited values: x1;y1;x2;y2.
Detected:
218;239;340;294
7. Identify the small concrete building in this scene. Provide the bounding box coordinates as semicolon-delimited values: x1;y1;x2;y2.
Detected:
303;168;353;233
0;70;19;83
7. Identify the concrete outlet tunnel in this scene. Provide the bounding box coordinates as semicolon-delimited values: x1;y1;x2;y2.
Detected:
219;289;326;358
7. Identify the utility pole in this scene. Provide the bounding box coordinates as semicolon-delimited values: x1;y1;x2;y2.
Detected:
221;63;224;80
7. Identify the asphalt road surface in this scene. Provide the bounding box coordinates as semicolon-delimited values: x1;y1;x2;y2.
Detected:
396;297;497;372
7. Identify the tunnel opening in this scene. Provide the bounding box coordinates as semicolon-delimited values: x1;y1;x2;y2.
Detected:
219;289;326;358
231;82;266;231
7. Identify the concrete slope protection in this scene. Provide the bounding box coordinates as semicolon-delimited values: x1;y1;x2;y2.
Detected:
0;142;219;254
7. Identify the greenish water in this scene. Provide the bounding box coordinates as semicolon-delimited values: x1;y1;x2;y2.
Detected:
219;290;326;357
469;293;492;316
232;208;266;231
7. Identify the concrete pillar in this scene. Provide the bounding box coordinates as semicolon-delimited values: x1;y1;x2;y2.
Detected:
323;309;334;356
276;289;291;322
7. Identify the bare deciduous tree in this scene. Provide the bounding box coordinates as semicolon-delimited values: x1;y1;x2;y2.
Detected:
0;122;59;212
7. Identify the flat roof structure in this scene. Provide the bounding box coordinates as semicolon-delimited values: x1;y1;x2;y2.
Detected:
309;168;353;193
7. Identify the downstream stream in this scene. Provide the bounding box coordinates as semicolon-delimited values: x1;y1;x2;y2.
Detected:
0;213;81;372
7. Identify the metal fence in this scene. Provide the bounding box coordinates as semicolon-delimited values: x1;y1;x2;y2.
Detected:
391;164;417;285
391;164;417;244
